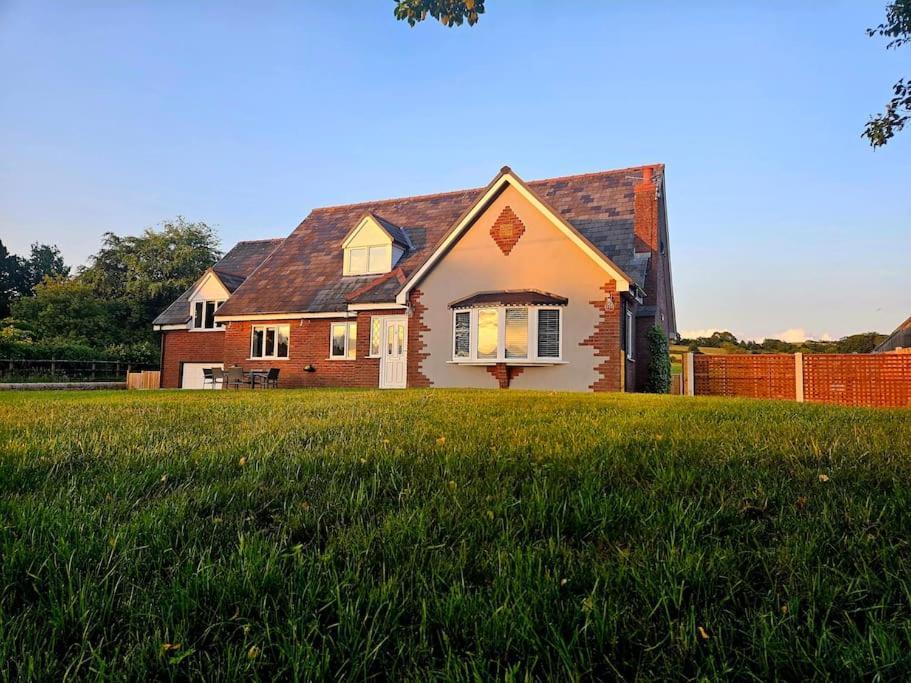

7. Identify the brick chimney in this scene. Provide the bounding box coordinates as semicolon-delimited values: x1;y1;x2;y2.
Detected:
633;166;660;299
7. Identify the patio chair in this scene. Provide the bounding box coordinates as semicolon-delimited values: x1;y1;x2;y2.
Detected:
225;367;247;390
210;367;225;389
260;368;280;388
202;367;215;389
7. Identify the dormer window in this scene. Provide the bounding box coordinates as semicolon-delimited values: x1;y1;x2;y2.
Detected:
342;213;410;277
346;244;392;276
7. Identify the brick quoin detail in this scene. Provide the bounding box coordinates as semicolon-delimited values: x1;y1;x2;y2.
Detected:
407;289;432;388
489;206;526;256
486;363;524;389
580;281;622;392
160;330;225;388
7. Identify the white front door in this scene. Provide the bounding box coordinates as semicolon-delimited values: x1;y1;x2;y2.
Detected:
379;317;407;388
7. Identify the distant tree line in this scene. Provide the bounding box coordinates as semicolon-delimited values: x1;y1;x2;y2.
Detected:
0;218;221;364
678;330;887;355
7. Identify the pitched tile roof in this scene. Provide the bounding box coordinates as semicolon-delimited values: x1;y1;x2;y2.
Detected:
152;238;283;326
215;165;661;317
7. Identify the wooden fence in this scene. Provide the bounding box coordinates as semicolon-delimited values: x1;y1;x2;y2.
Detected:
684;352;911;408
127;371;161;390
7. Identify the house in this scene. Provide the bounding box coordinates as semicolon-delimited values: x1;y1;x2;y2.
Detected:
153;165;677;391
874;315;911;353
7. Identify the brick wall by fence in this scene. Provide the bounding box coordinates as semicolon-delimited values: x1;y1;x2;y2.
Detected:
161;330;225;388
693;354;796;400
803;354;911;408
690;353;911;408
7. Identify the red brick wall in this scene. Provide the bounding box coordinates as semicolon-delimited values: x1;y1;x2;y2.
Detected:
160;330;225;388
407;290;431;388
221;310;403;388
580;280;622;392
489;206;526;255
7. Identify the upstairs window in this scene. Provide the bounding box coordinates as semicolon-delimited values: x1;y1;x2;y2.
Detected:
344;245;391;275
451;307;562;363
192;300;225;329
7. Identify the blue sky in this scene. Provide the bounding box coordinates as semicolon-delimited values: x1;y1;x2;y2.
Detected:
1;1;908;341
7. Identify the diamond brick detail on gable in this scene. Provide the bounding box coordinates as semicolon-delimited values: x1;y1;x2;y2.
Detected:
489;206;526;256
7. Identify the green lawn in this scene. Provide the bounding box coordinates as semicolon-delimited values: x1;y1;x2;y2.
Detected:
1;389;910;680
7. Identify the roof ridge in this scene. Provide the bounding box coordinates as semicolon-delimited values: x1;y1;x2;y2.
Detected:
310;164;665;214
526;163;664;186
231;237;284;245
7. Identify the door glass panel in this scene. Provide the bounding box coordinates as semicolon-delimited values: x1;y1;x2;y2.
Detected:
397;323;404;355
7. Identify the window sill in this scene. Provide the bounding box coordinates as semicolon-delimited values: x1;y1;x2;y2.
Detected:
326;357;358;361
246;357;290;361
190;328;224;332
447;360;567;366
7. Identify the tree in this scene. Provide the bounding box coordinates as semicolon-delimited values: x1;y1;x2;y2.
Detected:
24;243;70;291
79;217;221;340
0;240;27;318
863;1;911;147
11;277;120;346
835;332;887;354
645;325;671;393
394;0;484;27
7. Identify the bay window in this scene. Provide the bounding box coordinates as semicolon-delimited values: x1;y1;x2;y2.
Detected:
251;324;290;359
450;307;562;363
330;321;357;359
192;300;225;329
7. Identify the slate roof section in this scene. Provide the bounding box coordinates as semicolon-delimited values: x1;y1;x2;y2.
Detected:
874;315;911;353
449;290;569;308
372;214;413;249
216;165;661;317
152;238;283;326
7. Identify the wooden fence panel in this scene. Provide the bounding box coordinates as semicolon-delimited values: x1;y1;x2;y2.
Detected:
803;354;911;408
127;371;161;390
693;354;796;400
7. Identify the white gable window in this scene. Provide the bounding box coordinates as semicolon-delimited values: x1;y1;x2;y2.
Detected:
450;306;562;363
192;300;225;330
251;324;290;359
342;215;407;276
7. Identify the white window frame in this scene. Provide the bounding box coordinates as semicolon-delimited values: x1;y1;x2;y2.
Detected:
329;321;358;360
449;306;563;364
626;306;635;361
250;324;290;360
191;299;226;331
344;244;391;276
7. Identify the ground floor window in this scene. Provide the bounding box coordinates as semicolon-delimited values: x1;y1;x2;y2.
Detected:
451;307;562;362
330;321;357;359
251;324;290;359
